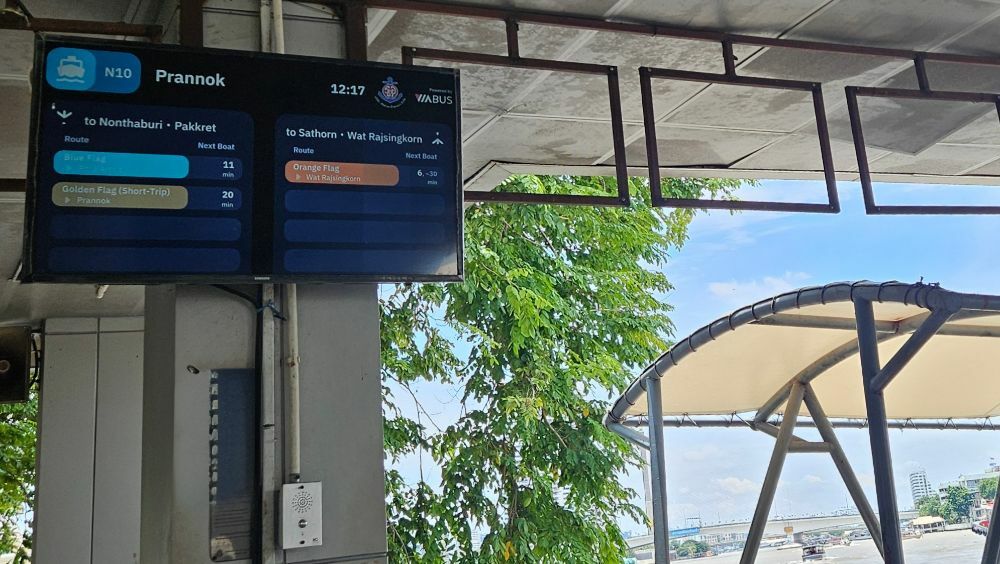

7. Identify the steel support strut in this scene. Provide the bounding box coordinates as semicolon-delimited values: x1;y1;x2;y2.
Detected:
870;308;954;392
803;385;884;557
982;483;1000;563
741;381;805;564
646;376;670;563
855;298;905;564
179;0;204;47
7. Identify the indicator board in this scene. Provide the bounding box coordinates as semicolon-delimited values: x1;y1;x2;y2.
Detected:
24;36;462;283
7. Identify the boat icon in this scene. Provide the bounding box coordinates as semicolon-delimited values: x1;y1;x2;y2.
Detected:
56;55;86;83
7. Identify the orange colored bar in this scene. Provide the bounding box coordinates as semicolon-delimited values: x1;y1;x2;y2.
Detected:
284;161;400;186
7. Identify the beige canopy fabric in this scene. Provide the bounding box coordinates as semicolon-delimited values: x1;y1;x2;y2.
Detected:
606;281;1000;423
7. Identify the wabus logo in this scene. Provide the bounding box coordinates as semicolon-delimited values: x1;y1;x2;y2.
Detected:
415;93;453;104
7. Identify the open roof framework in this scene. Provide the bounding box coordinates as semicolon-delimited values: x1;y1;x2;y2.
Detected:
605;281;1000;564
7;1;1000;212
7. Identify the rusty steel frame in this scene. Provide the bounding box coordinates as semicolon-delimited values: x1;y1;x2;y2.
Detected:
402;44;631;207
640;62;840;213
179;0;204;47
0;0;162;38
846;83;1000;215
359;0;1000;214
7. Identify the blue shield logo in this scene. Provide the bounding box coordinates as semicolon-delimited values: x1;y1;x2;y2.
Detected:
376;76;404;107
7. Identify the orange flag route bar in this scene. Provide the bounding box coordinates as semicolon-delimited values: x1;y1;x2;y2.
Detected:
285;161;400;186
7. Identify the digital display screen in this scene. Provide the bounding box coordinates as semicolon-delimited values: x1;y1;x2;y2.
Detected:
24;37;462;283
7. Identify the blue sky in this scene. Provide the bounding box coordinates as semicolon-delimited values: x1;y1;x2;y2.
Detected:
390;178;1000;535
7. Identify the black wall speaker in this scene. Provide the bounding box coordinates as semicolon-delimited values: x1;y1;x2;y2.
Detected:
0;327;31;403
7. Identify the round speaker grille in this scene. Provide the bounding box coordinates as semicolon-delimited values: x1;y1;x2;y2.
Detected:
291;490;313;514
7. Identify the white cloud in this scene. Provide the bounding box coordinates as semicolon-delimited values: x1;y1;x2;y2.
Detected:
803;474;824;484
707;271;811;307
714;476;760;495
682;444;723;462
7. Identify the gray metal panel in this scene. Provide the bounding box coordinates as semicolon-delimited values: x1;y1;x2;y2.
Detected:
141;286;255;564
203;1;262;51
0;81;29;179
510;33;735;121
45;317;99;334
370;12;508;63
827;96;997;156
735;133;886;173
620;0;828;36
140;287;176;564
965;158;1000;176
282;3;346;58
614;125;783;167
940;112;1000;146
0;30;34;80
778;0;1000;50
664;82;814;132
423;61;550;115
462;110;494;140
92;327;144;564
100;316;145;332
285;284;386;563
462;116;639;173
34;326;98;564
871;143;1000;175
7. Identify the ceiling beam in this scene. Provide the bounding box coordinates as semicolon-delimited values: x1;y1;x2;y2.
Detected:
0;13;161;38
0;179;25;193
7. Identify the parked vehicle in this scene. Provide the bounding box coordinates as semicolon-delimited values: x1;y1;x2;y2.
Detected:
802;545;826;561
849;529;872;541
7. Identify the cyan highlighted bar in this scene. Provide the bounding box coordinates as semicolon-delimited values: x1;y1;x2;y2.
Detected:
54;150;189;179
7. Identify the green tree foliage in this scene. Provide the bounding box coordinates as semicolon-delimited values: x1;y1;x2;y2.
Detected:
672;539;709;558
916;487;976;524
980;477;998;502
382;175;744;562
944;485;974;521
0;393;36;561
916;495;946;519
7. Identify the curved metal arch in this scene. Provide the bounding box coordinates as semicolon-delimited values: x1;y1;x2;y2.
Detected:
605;281;1000;425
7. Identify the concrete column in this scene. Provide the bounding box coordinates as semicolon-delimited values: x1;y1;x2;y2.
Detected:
140;284;386;564
141;286;256;564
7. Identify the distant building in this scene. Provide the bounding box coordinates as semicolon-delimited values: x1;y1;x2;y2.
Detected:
909;469;933;505
937;463;1000;502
